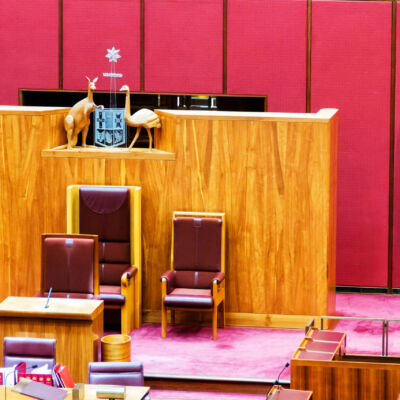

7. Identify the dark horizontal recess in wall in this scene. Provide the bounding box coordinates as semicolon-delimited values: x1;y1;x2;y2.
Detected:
19;89;267;147
336;286;391;294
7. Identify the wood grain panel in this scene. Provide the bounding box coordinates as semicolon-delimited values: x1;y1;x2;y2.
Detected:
0;108;68;299
291;355;400;400
0;297;103;383
0;107;337;324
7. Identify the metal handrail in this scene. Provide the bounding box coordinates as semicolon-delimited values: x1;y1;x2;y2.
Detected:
320;316;387;356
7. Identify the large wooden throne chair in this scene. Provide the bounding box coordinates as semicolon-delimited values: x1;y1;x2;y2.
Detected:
161;212;226;340
66;185;142;334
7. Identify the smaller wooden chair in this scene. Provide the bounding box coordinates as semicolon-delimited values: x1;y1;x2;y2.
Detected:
161;212;226;340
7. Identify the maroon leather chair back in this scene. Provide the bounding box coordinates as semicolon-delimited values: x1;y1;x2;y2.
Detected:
42;236;96;296
79;187;131;286
88;362;144;386
173;217;222;289
3;337;56;369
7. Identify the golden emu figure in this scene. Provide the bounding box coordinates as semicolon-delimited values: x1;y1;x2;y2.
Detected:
120;85;161;150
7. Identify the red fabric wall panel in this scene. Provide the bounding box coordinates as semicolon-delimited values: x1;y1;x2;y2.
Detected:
227;0;307;112
63;0;140;93
311;1;391;287
145;0;223;94
392;7;400;288
0;0;58;105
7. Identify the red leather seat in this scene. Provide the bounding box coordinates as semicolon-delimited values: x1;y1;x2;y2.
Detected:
88;362;144;386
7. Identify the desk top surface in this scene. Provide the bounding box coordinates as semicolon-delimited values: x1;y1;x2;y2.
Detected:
268;386;312;399
1;384;150;400
0;297;104;321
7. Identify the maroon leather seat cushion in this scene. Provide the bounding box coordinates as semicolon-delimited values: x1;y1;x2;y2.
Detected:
43;237;95;295
99;285;125;305
163;288;213;308
3;337;56;369
88;362;144;386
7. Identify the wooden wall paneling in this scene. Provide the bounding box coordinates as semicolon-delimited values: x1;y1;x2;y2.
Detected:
311;0;392;287
0;108;69;300
136;109;337;318
0;107;337;326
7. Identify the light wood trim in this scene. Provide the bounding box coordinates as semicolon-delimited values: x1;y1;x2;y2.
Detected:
156;108;338;122
42;147;176;161
131;186;142;328
0;106;69;115
161;278;167;338
41;233;100;296
66;185;80;234
144;310;323;330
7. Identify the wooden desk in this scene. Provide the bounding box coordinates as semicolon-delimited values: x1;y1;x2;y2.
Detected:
291;329;400;399
0;297;104;384
0;384;150;400
267;385;312;399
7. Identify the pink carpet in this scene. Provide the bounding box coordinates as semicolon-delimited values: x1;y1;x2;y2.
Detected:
336;292;400;356
129;324;303;380
102;293;400;385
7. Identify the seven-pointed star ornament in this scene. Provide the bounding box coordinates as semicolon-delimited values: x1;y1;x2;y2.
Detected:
106;47;121;63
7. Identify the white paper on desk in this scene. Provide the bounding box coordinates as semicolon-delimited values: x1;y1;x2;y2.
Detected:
31;364;52;374
0;367;18;386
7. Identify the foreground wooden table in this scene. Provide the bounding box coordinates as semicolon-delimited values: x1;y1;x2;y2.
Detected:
0;297;104;383
0;384;150;400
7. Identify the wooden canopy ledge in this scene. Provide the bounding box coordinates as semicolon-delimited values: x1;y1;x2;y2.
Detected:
41;146;176;161
0;105;69;115
155;108;338;122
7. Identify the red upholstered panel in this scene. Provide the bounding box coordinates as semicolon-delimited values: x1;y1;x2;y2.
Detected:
227;0;307;112
145;0;223;93
173;217;222;272
311;1;391;287
0;0;58;105
392;6;400;288
63;0;140;92
43;237;95;293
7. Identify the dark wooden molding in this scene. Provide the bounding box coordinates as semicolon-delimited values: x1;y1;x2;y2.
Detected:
223;0;228;94
388;0;397;293
140;0;145;92
306;0;312;113
58;0;63;89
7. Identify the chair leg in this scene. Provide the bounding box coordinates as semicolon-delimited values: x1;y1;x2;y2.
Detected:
212;305;218;340
171;310;175;325
218;302;225;329
161;303;167;338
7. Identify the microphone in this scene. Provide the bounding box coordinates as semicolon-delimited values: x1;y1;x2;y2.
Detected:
44;287;53;309
4;363;39;400
266;361;290;400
